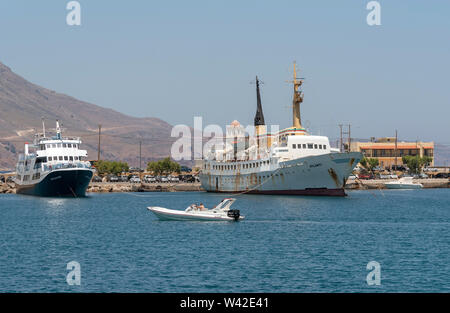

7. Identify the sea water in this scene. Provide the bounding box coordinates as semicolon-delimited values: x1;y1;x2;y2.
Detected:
0;189;449;292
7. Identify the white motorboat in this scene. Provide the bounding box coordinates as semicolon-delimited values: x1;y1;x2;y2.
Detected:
148;198;244;221
385;177;423;189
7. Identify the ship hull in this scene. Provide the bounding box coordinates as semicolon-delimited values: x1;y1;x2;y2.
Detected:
15;168;94;197
199;152;362;197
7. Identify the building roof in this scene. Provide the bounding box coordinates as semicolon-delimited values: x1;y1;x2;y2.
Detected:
360;145;434;150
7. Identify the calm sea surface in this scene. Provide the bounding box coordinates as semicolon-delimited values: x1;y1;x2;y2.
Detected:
0;189;449;292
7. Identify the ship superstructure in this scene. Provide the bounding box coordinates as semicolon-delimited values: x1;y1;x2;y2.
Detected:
14;120;94;197
199;63;362;196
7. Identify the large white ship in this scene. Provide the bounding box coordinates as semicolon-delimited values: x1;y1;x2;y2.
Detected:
199;64;362;196
13;120;94;197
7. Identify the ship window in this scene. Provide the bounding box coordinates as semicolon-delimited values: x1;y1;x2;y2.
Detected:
23;175;30;181
69;156;73;161
63;144;67;148
303;144;306;149
64;156;68;161
57;143;61;148
308;143;313;149
319;144;322;149
323;145;327;149
314;144;318;149
59;156;63;161
52;144;56;148
292;144;296;149
48;156;52;161
46;144;50;149
297;144;301;149
68;144;72;148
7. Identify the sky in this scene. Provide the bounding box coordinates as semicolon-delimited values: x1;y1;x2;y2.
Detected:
0;0;449;143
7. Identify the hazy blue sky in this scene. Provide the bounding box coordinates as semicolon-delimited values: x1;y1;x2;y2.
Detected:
1;0;449;142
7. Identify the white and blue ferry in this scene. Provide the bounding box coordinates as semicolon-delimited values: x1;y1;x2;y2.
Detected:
14;120;94;197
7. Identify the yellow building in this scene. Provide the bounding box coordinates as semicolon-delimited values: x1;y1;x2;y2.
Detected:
350;137;434;168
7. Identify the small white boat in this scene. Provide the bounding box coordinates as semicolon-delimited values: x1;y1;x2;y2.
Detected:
148;198;244;221
385;177;423;189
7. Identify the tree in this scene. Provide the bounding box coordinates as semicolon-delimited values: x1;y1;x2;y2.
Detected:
360;157;379;172
94;160;129;176
147;157;181;175
402;156;432;174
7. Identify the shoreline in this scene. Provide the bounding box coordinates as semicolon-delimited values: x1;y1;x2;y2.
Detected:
1;179;449;194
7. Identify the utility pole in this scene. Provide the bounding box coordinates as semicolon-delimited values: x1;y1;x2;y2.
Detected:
394;129;398;170
97;124;102;161
348;124;351;152
139;140;142;171
339;124;351;152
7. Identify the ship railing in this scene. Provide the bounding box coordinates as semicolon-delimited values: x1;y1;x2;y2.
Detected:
43;163;91;172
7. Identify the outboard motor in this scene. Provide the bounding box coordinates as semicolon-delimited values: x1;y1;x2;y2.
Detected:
227;209;240;221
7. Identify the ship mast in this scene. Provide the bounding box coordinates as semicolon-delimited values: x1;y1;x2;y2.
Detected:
56;120;62;140
41;117;46;138
287;62;304;129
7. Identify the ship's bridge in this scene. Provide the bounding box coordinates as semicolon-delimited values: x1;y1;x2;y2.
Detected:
273;135;331;161
34;138;88;164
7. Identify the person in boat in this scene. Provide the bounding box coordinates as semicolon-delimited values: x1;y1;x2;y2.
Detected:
198;203;206;211
188;204;197;211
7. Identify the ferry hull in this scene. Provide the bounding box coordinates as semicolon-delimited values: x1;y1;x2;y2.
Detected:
199;152;362;197
15;168;93;197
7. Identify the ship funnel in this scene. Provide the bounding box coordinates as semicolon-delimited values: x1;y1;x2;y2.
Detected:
254;76;265;126
24;142;29;155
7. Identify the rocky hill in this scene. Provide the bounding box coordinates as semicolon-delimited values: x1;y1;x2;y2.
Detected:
0;61;178;170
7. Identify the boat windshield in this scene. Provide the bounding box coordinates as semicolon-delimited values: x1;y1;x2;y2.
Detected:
216;198;236;210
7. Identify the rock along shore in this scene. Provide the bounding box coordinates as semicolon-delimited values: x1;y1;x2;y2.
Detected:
86;182;204;193
1;179;449;194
